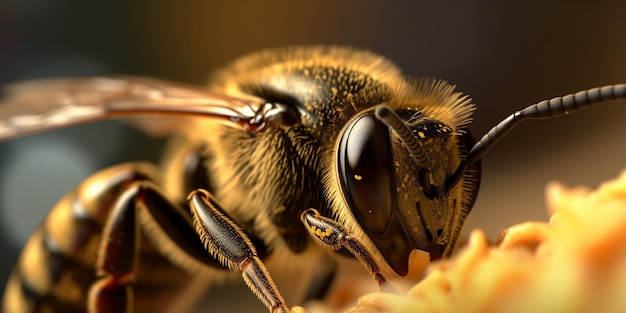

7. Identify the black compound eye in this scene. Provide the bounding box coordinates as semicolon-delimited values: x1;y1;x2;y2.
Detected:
338;113;393;237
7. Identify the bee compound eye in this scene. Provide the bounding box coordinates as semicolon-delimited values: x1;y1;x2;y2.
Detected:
338;113;393;237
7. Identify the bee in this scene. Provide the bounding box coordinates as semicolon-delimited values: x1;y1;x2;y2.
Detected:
0;46;624;313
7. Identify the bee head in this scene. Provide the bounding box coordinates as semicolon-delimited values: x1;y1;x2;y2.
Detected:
333;81;481;276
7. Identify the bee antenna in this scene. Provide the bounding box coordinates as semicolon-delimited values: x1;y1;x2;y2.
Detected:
446;84;626;192
466;84;626;164
375;105;431;169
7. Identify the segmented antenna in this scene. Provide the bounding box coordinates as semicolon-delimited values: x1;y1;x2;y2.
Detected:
466;84;626;164
375;105;431;169
446;84;626;191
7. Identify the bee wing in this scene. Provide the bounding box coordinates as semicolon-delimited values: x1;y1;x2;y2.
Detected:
0;76;262;141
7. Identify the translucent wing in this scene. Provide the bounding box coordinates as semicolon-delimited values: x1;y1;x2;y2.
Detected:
0;76;263;141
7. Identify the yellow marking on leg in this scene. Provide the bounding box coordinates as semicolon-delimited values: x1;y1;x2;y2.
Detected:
311;226;333;240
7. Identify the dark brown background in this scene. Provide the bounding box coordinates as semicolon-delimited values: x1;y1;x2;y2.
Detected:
1;1;625;311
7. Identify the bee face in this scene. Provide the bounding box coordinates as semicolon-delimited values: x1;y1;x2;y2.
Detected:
201;46;481;275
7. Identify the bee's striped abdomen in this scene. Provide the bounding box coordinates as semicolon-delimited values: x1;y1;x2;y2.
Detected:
2;163;200;313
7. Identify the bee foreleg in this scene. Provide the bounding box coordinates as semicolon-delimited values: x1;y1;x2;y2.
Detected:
187;189;291;313
300;209;396;293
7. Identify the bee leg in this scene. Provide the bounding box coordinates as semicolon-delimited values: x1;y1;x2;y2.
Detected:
301;256;337;301
300;209;395;293
85;168;234;312
87;184;141;313
187;189;290;313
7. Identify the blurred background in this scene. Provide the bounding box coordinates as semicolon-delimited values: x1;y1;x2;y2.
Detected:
1;1;626;311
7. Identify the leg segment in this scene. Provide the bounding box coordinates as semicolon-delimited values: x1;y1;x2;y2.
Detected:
83;165;249;313
301;257;337;301
300;209;394;292
88;185;140;313
188;189;289;313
